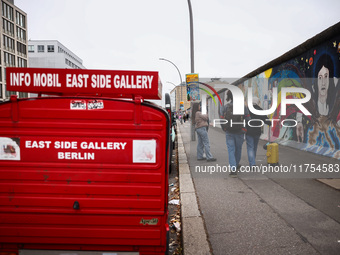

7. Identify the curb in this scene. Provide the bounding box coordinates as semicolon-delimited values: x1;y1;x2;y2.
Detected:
177;131;212;255
317;178;340;190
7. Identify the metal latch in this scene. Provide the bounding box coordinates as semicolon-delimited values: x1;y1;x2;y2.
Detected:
73;201;80;210
134;96;143;125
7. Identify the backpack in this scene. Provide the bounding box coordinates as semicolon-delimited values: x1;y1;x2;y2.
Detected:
221;103;245;133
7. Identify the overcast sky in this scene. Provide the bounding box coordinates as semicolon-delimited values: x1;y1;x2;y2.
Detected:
15;0;340;104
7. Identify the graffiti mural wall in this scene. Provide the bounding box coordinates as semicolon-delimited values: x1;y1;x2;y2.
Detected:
241;35;340;159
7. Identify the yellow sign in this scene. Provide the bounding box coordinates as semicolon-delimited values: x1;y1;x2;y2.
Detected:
186;73;198;83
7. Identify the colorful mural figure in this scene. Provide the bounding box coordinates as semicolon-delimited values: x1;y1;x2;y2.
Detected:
305;50;340;158
242;35;340;159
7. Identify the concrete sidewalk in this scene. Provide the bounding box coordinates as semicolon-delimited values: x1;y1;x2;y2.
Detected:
177;121;340;255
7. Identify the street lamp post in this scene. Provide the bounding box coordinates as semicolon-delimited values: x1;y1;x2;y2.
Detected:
187;0;196;140
187;0;194;73
159;58;183;111
161;1;195;139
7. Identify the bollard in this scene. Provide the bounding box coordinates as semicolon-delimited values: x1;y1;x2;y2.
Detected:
266;143;279;165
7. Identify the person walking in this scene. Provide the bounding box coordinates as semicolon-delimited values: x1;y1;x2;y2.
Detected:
193;103;216;162
246;97;271;168
179;113;183;124
223;90;250;177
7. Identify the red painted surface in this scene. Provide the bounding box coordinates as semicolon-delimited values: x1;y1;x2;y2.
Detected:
0;93;169;254
6;67;162;99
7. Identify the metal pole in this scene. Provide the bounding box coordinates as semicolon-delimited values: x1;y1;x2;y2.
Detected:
187;0;196;141
159;58;183;111
187;0;194;73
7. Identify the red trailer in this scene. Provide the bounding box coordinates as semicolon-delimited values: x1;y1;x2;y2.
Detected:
0;68;170;255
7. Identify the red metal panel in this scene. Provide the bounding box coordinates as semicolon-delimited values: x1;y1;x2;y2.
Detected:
0;96;169;253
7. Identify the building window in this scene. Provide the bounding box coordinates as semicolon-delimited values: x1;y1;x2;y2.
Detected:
17;57;27;67
16;26;26;42
3;35;15;51
37;45;44;52
2;18;14;36
16;11;26;28
28;45;34;52
17;42;26;55
2;2;13;21
4;52;15;66
47;45;54;52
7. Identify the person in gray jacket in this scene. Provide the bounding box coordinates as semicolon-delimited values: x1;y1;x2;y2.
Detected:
193;102;216;162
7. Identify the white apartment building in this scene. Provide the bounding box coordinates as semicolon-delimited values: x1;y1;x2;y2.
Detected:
0;0;28;101
28;40;86;69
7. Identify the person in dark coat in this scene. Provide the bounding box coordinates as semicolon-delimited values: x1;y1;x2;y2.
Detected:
224;90;250;177
246;97;271;167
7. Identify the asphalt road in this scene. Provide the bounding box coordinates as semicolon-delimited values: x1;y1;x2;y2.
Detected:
178;120;340;255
